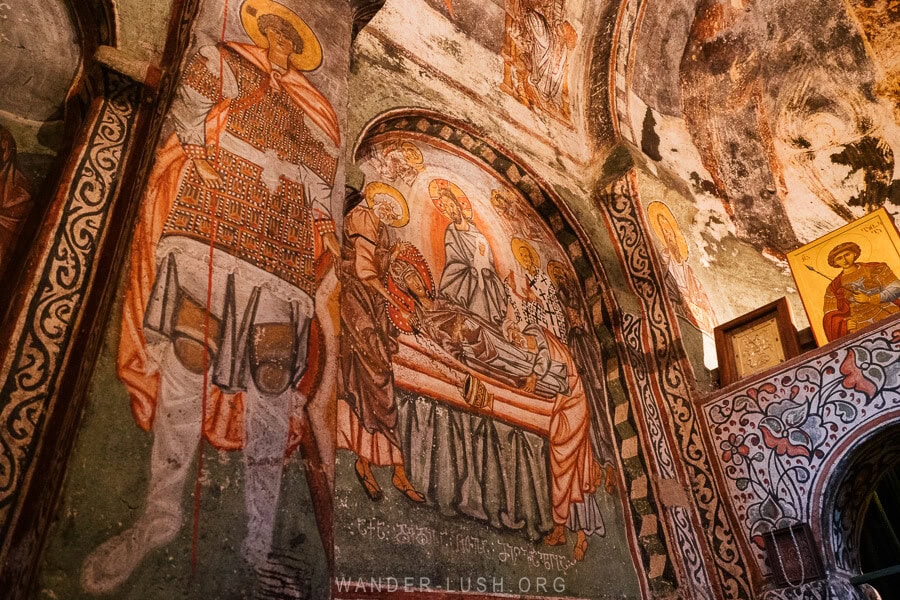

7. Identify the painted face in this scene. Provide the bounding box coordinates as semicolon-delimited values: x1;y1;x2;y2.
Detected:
373;195;400;224
658;215;678;253
518;247;536;272
832;249;858;270
443;193;463;222
401;145;420;165
403;269;427;298
265;27;294;65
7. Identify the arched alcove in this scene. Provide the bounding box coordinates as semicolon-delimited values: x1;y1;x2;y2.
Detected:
332;108;652;598
823;423;900;599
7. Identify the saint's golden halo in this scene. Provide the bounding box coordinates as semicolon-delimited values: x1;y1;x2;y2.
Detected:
400;141;423;165
546;259;568;289
511;237;541;272
647;201;689;263
240;0;323;72
364;181;410;227
428;179;473;220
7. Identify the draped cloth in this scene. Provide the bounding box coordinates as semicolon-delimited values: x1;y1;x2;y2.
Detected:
545;332;599;526
336;204;404;465
388;332;601;537
438;224;508;326
397;391;554;541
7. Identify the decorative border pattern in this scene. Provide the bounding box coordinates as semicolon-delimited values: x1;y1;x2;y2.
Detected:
598;174;752;599
0;70;140;549
760;574;863;600
354;110;674;596
618;312;678;594
702;317;900;579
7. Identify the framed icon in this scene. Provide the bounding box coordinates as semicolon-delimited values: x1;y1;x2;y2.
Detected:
786;208;900;346
714;297;800;386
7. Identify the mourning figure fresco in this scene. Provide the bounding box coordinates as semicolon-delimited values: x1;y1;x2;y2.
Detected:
339;183;425;503
37;0;347;596
334;132;630;596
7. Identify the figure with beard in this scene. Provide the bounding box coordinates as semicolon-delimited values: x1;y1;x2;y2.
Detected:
337;184;425;503
432;180;509;326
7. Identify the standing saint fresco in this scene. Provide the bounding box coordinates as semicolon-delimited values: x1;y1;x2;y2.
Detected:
648;202;717;333
432;179;509;326
548;260;617;491
823;241;900;341
501;0;577;119
337;183;424;503
514;253;611;562
81;0;341;592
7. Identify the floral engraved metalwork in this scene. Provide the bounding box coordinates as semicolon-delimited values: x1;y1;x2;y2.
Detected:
0;71;140;542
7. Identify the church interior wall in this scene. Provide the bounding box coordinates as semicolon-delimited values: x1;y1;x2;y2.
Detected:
0;0;898;598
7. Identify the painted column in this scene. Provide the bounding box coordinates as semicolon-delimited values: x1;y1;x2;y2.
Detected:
597;171;754;599
0;65;146;593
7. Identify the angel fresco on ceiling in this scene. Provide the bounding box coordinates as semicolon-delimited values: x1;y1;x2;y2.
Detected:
680;0;900;254
501;0;577;121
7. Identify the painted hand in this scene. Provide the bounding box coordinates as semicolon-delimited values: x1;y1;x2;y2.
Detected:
192;158;223;188
322;231;341;258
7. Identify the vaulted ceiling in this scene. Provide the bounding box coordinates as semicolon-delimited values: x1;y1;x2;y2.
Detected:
2;0;897;331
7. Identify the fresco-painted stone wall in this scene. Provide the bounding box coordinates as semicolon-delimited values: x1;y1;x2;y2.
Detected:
0;0;81;271
700;314;900;599
333;120;640;598
347;0;612;198
620;0;900;341
597;173;754;599
38;0;350;597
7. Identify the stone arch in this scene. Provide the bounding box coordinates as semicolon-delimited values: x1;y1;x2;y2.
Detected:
353;108;675;595
818;417;900;577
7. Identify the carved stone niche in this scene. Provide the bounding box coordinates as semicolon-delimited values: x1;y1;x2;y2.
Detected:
764;523;826;588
